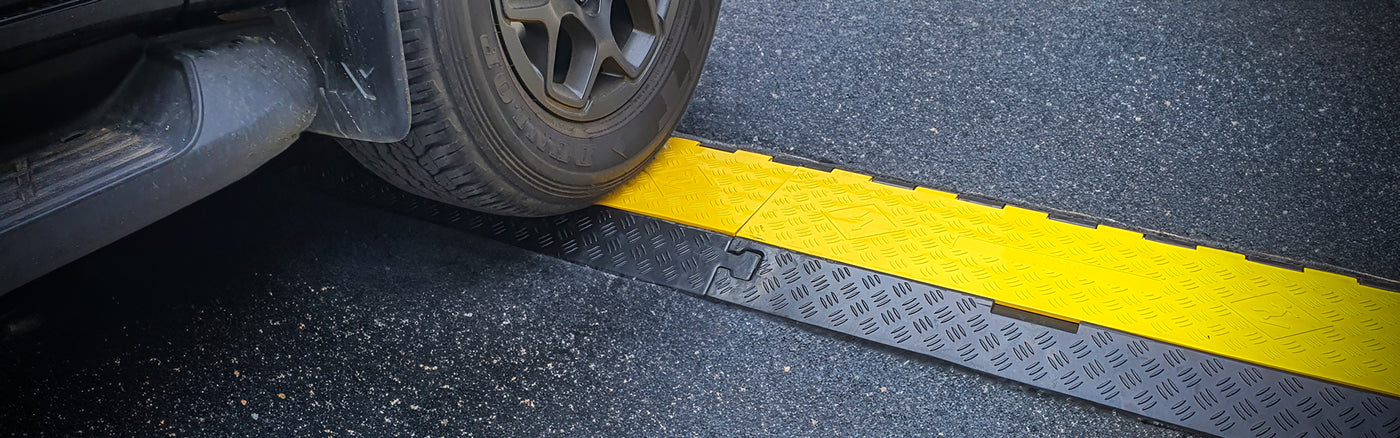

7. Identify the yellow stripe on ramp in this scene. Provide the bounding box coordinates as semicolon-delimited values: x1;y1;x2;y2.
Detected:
598;138;1400;397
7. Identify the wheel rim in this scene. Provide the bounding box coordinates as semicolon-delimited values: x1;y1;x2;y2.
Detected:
494;0;677;122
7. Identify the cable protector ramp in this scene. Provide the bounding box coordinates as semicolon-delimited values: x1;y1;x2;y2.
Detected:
314;137;1400;438
600;138;1400;401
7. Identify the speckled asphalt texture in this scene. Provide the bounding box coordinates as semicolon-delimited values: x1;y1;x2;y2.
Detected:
1;1;1396;436
0;164;1190;437
680;0;1400;280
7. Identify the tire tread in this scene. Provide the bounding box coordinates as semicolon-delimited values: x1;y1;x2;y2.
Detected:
339;0;547;216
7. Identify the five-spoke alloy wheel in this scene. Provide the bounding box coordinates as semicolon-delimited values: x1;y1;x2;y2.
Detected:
496;0;678;121
340;0;719;216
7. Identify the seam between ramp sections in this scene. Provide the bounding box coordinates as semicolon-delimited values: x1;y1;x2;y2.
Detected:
599;138;1400;398
597;137;795;235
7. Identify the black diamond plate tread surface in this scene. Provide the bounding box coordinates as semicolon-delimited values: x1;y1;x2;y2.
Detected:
308;152;1399;438
307;156;757;295
711;239;1400;438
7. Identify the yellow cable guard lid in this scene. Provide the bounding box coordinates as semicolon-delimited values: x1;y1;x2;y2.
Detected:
600;138;1400;398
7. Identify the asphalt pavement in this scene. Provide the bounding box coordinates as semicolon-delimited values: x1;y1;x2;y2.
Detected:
0;159;1191;436
2;1;1397;436
680;0;1400;280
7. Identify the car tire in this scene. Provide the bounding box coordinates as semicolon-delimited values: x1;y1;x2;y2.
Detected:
338;0;720;217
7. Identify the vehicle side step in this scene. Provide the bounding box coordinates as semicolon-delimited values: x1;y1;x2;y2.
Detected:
0;22;318;292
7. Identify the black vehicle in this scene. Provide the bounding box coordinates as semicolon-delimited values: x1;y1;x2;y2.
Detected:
0;0;720;292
